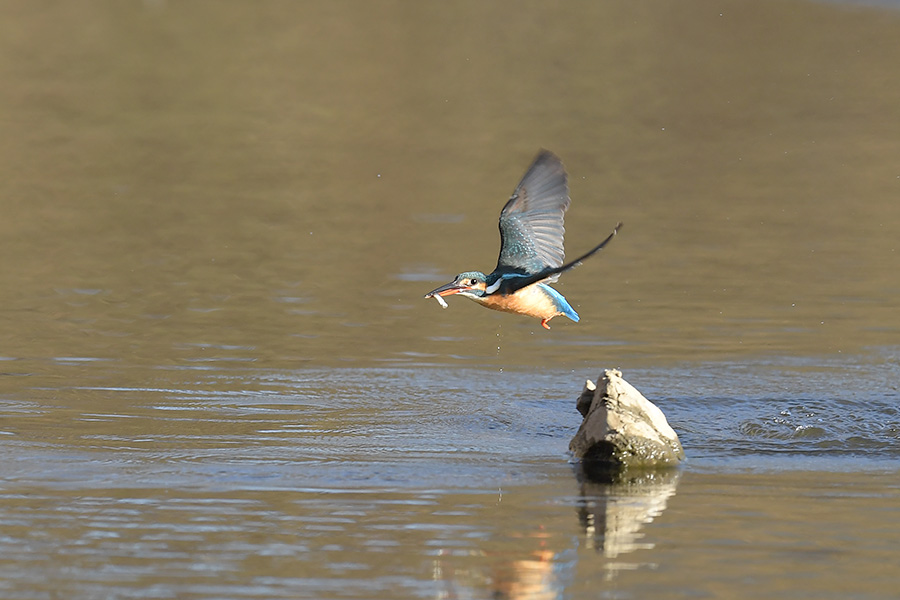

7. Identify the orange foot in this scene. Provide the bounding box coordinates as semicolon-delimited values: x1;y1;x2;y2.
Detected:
540;319;551;330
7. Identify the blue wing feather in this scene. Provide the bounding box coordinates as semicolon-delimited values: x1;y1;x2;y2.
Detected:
495;150;569;276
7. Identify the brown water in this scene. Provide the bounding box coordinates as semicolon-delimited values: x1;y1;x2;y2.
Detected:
1;0;899;598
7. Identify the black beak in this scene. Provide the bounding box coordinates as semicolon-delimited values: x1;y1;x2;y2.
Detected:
424;280;464;298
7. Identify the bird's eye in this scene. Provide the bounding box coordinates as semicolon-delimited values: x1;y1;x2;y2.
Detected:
469;279;477;286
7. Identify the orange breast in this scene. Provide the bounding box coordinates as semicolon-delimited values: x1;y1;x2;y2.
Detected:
478;285;560;320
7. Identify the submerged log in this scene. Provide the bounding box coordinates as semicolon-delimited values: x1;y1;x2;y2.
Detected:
570;369;684;477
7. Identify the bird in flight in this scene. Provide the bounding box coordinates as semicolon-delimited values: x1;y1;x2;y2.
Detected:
424;150;621;329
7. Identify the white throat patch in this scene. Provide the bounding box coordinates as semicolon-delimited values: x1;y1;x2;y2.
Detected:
485;279;503;294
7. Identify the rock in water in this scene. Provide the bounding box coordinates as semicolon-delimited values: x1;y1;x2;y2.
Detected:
570;369;684;476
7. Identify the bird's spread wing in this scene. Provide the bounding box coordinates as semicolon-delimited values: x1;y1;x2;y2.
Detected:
495;222;622;296
495;150;569;276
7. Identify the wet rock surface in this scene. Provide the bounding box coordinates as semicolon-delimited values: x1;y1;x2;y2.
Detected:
570;369;684;477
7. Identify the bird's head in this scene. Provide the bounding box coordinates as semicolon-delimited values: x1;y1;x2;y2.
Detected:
424;271;488;301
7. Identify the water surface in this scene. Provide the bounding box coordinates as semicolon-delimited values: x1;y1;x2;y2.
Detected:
1;0;899;598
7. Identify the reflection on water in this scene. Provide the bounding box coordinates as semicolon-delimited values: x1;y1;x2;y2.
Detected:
2;0;900;597
1;362;899;598
576;470;681;561
2;470;895;600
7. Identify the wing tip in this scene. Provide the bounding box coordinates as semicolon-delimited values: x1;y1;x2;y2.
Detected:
532;148;565;175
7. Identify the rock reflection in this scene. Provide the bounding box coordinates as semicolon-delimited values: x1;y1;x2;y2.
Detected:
430;470;680;599
575;468;680;559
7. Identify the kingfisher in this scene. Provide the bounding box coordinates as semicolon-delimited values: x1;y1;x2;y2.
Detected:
424;150;622;329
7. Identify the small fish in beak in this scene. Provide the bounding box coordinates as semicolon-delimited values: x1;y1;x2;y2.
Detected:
424;279;466;308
